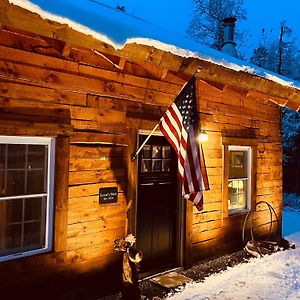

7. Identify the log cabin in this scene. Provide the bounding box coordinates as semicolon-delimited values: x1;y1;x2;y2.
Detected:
0;0;300;298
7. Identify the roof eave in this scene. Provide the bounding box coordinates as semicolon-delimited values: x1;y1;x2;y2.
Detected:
1;0;300;110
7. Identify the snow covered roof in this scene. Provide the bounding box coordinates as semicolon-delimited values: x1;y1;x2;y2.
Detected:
6;0;300;92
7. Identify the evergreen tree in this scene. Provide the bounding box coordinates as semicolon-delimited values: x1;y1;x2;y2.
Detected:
282;107;300;163
251;21;300;80
187;0;247;51
250;45;268;68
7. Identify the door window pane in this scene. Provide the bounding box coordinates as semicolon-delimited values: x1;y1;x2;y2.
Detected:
141;159;151;173
162;146;171;158
142;145;151;159
152;159;162;172
152;146;161;158
140;142;173;174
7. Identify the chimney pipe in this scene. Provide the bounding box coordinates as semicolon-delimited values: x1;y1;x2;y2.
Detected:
221;16;238;57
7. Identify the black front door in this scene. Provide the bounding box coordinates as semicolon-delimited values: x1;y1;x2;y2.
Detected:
136;134;178;273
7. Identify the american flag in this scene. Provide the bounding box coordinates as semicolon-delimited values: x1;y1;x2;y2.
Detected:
159;76;209;211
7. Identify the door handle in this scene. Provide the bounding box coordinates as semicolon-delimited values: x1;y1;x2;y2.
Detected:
158;182;172;185
140;183;154;186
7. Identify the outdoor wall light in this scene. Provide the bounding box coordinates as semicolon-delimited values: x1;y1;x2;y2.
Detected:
198;130;208;143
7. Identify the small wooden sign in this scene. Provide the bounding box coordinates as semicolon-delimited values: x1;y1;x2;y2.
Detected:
99;187;118;204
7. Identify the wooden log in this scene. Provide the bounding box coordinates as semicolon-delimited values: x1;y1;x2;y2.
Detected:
69;157;126;172
68;182;126;198
72;119;127;133
0;118;73;136
67;215;126;239
192;227;226;244
0;106;71;124
0;60;176;105
54;136;70;252
193;211;222;225
0;44;182;94
68;193;126;210
70;145;127;159
66;241;117;263
69;169;127;186
0;81;87;106
192;235;225;261
71;132;128;146
68;194;126;225
67;227;125;251
192;220;222;234
193;201;222;214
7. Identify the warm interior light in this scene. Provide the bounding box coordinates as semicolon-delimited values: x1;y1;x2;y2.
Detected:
199;131;208;143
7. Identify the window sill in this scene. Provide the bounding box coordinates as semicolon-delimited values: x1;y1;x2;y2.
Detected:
0;247;51;263
228;209;249;216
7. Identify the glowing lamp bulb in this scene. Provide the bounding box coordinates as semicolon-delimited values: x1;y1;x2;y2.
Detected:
199;131;208;143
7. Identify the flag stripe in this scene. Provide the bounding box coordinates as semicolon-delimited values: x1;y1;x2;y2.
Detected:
159;76;209;212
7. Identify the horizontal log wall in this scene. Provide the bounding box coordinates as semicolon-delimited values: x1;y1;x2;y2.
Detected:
191;80;282;261
0;34;183;298
0;28;282;297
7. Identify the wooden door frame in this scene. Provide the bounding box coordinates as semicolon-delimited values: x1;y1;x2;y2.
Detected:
126;128;191;269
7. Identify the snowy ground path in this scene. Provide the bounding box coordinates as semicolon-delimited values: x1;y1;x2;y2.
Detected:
168;210;300;300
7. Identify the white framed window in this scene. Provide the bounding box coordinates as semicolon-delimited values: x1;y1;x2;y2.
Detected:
227;145;251;214
0;136;55;262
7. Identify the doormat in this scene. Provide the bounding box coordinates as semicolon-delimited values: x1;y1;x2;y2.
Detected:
150;271;192;289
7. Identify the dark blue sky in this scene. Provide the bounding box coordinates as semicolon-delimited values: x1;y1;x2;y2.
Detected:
100;0;300;58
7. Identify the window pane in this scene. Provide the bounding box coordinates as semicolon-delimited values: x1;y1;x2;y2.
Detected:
6;171;25;196
142;145;151;159
238;193;247;209
0;170;4;197
162;146;171;158
228;179;247;210
152;159;161;172
0;224;22;253
228;180;237;209
7;144;26;169
0;198;23;224
229;150;247;179
23;221;43;248
25;197;42;221
26;171;46;194
27;145;46;169
0;144;5;169
152;146;161;158
0;145;5;197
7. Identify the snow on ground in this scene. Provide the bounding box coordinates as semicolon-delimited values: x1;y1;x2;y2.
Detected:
168;210;300;300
